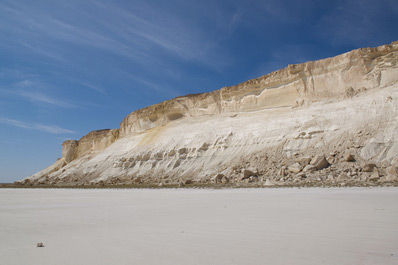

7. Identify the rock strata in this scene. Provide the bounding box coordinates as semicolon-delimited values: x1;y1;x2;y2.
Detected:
20;42;398;187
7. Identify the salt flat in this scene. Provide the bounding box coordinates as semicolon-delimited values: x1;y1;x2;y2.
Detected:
0;188;397;265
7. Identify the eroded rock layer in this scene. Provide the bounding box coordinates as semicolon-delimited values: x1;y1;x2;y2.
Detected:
21;42;398;187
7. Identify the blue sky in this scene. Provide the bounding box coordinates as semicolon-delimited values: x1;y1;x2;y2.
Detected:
1;0;397;183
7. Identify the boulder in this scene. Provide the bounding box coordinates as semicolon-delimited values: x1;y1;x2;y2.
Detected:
297;157;311;166
248;176;259;183
288;163;303;174
242;169;257;180
22;179;31;185
343;153;355;162
295;172;306;179
326;155;336;164
264;179;278;187
302;164;316;173
278;166;286;177
336;174;348;182
214;174;229;184
214;174;223;183
184;179;193;185
369;170;380;181
311;155;329;170
362;163;376;172
384;166;398;181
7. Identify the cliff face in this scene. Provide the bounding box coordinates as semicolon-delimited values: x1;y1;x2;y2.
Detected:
62;129;119;163
119;43;397;136
22;42;398;186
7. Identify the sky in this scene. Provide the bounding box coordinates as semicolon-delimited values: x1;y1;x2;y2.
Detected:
1;0;397;183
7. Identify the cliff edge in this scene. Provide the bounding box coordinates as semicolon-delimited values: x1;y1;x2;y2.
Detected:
20;41;398;187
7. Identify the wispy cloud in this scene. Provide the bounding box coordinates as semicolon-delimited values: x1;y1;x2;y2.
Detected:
4;79;77;108
79;82;107;95
87;0;209;62
34;124;76;134
21;42;68;63
0;118;30;129
17;90;77;108
317;0;397;47
112;67;181;98
0;0;240;69
0;79;107;111
0;68;38;82
0;1;150;66
0;117;77;134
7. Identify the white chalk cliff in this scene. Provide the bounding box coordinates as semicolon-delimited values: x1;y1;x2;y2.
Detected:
22;42;398;186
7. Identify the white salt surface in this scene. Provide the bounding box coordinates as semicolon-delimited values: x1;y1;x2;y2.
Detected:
0;188;397;265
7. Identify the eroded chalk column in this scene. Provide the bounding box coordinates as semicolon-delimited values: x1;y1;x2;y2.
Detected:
62;140;78;163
